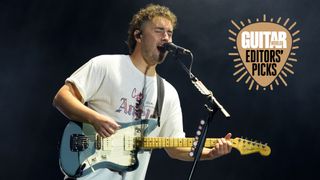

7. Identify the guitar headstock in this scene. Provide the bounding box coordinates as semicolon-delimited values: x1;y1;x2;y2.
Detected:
231;137;271;156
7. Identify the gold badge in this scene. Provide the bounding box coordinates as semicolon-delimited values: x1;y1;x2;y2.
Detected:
228;15;300;90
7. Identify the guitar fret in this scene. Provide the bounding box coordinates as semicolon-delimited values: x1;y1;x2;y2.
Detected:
188;138;191;147
155;138;158;147
162;138;165;147
152;137;155;147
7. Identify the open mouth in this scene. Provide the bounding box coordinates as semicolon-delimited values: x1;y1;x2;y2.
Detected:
157;45;166;54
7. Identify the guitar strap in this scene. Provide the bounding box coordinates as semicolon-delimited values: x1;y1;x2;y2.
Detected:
152;74;165;127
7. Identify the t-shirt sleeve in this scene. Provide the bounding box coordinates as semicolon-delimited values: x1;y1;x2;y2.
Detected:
66;56;106;103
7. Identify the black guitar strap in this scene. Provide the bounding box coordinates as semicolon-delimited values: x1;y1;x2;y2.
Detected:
152;74;165;127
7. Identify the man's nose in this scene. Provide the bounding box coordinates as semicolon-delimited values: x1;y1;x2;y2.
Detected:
161;32;171;42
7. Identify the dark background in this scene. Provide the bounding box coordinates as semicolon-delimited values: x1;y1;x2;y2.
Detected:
1;0;319;179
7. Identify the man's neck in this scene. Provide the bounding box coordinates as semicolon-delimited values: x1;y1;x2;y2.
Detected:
130;51;157;76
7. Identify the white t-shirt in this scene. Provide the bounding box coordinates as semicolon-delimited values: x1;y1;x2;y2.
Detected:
66;55;185;180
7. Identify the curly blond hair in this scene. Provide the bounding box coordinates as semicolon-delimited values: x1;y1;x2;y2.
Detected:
127;4;177;54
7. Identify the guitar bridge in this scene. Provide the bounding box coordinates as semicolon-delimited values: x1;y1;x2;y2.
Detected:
70;134;89;152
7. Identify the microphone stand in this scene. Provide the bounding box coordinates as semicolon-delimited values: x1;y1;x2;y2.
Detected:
173;52;230;180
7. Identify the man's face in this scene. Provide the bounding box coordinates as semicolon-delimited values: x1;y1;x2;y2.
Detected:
139;16;173;65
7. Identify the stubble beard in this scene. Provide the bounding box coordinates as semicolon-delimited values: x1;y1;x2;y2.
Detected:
142;47;167;66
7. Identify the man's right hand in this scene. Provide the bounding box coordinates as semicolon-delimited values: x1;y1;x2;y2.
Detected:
90;114;121;138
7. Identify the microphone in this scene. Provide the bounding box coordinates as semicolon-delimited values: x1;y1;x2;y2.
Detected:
163;42;191;55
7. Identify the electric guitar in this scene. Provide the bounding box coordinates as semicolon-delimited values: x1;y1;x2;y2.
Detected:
59;119;271;178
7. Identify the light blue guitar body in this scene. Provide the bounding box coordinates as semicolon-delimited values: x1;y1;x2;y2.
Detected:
59;119;157;178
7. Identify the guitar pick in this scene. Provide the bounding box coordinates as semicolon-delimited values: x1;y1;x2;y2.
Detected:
236;22;292;87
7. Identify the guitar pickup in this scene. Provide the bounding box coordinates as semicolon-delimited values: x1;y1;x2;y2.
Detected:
124;135;135;151
70;134;89;152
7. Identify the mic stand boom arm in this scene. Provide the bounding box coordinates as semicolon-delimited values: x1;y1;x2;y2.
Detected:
176;54;230;118
175;54;230;180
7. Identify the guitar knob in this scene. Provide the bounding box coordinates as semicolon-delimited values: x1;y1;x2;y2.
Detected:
131;158;136;164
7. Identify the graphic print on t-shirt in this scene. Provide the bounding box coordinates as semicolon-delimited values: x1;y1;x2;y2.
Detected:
115;88;154;120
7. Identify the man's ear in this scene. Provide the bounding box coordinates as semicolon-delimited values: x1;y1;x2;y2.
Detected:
134;30;142;42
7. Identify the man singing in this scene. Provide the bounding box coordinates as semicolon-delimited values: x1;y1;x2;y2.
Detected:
53;4;232;180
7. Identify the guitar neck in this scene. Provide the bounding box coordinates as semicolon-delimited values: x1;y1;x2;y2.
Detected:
140;137;271;156
141;137;224;149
